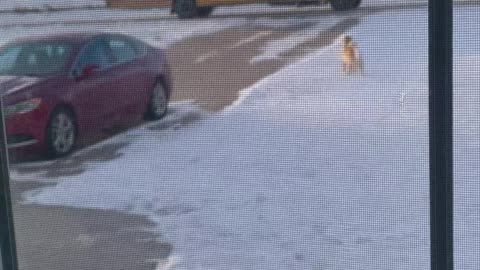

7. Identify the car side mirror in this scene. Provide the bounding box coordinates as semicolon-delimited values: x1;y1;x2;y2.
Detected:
77;64;99;80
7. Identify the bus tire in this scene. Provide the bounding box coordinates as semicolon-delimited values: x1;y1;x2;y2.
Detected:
197;6;214;17
330;0;361;11
175;0;198;18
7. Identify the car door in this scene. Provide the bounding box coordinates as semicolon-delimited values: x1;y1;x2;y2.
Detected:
69;38;120;134
105;36;153;124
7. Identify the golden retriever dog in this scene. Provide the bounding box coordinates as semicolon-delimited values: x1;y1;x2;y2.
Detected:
340;35;363;74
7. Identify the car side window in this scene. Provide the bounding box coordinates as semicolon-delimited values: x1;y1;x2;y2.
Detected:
107;38;137;65
0;47;21;73
72;40;113;77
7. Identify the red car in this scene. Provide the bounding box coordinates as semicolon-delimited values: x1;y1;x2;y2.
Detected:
0;33;172;158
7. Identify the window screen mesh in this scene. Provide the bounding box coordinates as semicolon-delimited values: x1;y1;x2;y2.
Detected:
0;1;475;270
453;3;480;270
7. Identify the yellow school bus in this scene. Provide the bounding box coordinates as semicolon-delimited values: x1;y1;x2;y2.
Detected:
175;0;362;18
106;0;361;19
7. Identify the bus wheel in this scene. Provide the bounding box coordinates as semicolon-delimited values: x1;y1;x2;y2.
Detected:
351;0;361;8
197;6;214;17
330;0;361;11
175;0;198;18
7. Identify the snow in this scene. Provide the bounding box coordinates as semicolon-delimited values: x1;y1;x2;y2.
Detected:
0;0;104;11
251;16;343;62
0;14;246;49
5;4;479;270
0;9;168;28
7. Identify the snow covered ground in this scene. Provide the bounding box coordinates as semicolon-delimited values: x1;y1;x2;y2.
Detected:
0;11;246;48
0;0;104;11
12;5;479;270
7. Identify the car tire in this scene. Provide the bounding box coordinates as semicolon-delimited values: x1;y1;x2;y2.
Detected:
330;0;361;11
351;0;361;8
174;0;198;19
146;81;168;120
197;6;214;17
46;108;76;158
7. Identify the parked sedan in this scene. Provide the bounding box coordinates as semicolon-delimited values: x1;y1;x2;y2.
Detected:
0;33;171;157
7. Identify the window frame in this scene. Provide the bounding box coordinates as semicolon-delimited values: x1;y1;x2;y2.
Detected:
429;0;453;269
0;1;455;269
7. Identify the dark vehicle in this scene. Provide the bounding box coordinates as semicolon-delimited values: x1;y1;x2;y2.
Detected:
173;0;362;18
105;0;362;19
0;33;172;158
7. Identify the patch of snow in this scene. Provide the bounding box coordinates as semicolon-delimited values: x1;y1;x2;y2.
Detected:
251;16;342;62
0;0;105;11
0;15;247;48
0;9;169;28
229;30;272;49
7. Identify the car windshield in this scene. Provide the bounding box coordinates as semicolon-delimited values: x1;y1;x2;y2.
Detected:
0;42;72;77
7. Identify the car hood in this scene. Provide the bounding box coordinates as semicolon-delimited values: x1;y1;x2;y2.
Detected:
0;75;43;97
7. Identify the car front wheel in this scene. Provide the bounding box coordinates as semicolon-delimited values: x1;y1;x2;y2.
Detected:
46;108;76;158
146;81;168;120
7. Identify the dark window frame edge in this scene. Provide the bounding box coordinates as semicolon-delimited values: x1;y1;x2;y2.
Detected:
429;0;454;269
0;97;18;270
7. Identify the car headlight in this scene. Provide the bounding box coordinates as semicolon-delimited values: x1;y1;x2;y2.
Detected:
4;98;42;117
